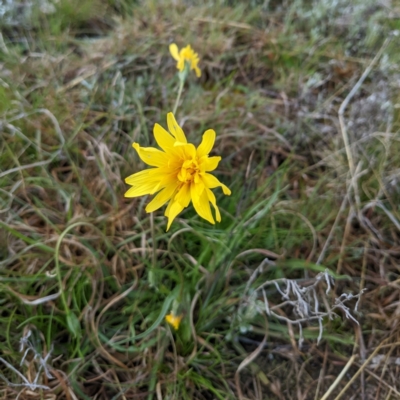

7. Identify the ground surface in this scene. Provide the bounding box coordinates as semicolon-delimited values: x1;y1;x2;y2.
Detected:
1;0;400;399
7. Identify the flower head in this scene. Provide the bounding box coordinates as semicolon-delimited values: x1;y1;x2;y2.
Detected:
165;312;183;330
169;43;201;77
124;112;231;231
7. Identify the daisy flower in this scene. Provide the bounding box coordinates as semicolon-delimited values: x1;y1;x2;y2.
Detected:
169;43;201;77
124;113;231;231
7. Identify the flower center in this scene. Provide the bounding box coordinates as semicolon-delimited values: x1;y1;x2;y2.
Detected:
177;159;199;183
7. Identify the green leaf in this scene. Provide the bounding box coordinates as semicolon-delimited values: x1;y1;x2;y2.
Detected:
66;312;81;338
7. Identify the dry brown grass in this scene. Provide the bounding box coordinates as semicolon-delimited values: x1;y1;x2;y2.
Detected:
1;0;400;399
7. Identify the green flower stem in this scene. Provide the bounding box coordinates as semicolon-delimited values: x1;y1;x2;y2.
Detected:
173;62;189;115
149;212;157;287
173;76;185;115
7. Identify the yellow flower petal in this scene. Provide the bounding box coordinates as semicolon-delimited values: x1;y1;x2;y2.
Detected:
133;143;168;167
165;313;182;330
205;187;221;222
174;183;191;207
125;169;151;185
169;43;180;61
166;201;184;231
173;142;196;159
124;181;161;198
197;129;216;158
145;183;179;213
167;113;187;143
154;123;176;151
192;188;214;225
157;172;179;188
164;197;173;217
190;179;205;201
177;58;185;72
201;173;231;195
125;168;168;186
146;172;177;195
203;156;221;172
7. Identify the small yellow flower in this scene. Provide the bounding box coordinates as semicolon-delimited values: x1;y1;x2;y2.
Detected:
124;112;231;231
165;313;183;330
169;43;201;77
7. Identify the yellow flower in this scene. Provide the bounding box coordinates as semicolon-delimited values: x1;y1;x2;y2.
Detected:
124;112;231;231
165;312;183;330
169;43;201;77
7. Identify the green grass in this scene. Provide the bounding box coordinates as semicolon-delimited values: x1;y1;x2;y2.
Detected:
1;0;400;398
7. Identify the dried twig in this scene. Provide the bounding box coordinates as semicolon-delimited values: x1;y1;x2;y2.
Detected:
0;330;54;391
239;266;365;347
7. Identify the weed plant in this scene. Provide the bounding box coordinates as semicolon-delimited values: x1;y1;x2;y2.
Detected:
0;0;399;399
